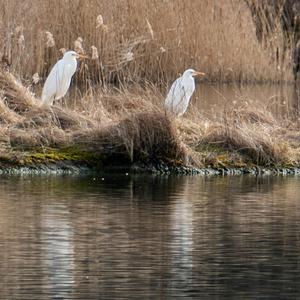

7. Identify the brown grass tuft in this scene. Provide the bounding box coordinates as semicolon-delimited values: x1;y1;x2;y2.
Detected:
0;98;23;124
229;106;277;126
8;127;68;148
0;68;38;113
20;106;95;130
199;121;290;165
73;112;186;164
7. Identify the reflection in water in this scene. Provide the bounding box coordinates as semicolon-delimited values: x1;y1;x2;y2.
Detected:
41;205;74;298
170;178;194;291
0;175;300;299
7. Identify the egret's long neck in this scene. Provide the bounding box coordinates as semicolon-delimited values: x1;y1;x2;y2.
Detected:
182;74;194;82
64;57;77;65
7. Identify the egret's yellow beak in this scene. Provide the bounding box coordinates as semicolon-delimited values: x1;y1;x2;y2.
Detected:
77;54;89;60
193;71;206;77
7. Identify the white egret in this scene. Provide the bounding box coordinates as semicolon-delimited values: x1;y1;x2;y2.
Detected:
165;69;205;116
41;50;87;105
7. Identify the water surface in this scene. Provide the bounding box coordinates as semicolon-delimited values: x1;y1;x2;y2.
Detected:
1;174;300;299
194;83;299;119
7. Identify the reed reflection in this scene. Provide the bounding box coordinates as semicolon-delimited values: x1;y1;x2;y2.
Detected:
0;175;300;299
41;204;75;299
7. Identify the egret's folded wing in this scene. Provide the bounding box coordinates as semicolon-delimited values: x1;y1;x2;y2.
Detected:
41;60;63;103
165;78;186;111
56;60;78;99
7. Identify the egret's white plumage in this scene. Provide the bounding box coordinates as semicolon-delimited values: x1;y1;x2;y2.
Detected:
41;50;81;105
165;68;205;116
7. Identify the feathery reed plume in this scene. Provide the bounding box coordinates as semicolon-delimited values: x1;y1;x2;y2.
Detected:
123;51;134;62
95;14;108;34
17;34;25;49
32;73;40;84
96;14;104;28
59;48;67;55
74;37;84;54
15;26;23;35
45;31;55;48
91;46;99;60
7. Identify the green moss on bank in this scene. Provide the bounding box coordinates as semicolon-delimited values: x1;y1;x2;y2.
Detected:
0;143;297;173
23;147;102;166
193;144;285;168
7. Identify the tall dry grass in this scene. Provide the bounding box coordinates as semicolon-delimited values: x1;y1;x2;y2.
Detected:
0;0;292;87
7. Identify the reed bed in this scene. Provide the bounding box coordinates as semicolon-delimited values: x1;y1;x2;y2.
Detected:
0;0;292;88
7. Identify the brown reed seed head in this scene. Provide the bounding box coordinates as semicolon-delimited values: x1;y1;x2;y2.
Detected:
45;31;55;48
74;37;84;54
91;46;99;60
32;73;39;84
96;15;104;28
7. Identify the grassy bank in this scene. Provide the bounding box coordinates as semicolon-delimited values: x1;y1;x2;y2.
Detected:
0;68;299;173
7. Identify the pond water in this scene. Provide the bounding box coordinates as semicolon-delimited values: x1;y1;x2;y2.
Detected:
1;174;300;299
193;83;299;119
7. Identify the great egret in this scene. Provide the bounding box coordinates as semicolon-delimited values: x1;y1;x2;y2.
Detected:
41;50;87;105
165;69;205;116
